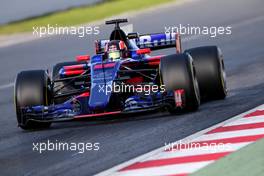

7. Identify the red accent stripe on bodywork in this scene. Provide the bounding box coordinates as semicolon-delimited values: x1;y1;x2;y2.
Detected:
136;48;151;55
77;92;90;98
64;70;85;76
64;64;85;70
176;33;182;54
174;89;184;107
74;111;121;119
76;55;90;62
94;63;116;69
147;55;163;66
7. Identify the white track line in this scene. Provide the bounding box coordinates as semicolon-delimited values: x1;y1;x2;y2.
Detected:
144;142;250;161
109;161;213;176
226;115;264;126
0;83;14;90
193;128;264;142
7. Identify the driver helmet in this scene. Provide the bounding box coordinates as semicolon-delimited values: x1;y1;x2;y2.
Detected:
105;40;127;61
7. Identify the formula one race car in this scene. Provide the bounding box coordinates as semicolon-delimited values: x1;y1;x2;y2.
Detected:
14;19;227;130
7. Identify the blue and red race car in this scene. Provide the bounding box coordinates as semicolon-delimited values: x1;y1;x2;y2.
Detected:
14;19;227;130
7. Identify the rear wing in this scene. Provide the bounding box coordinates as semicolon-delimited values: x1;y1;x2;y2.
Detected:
95;32;181;54
135;33;181;53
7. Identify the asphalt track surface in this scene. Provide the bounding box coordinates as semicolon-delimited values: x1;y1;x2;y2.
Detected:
0;0;264;175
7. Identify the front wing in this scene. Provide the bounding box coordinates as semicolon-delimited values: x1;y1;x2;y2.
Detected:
20;91;182;123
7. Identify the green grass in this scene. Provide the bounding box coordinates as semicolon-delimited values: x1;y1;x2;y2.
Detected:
191;138;264;176
0;0;174;35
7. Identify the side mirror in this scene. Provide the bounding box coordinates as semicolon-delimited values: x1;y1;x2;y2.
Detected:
76;55;90;62
136;48;151;55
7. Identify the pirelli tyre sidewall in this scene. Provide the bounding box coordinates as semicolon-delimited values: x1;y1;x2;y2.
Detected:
185;46;227;100
15;70;52;130
160;53;200;112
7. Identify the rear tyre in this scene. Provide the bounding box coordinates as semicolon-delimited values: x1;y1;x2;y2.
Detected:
15;70;52;130
185;46;227;100
160;53;200;112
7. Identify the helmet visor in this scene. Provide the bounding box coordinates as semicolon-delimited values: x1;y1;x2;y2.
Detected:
108;51;121;61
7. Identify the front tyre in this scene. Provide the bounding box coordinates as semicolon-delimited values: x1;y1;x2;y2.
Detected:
160;53;200;112
14;70;52;130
